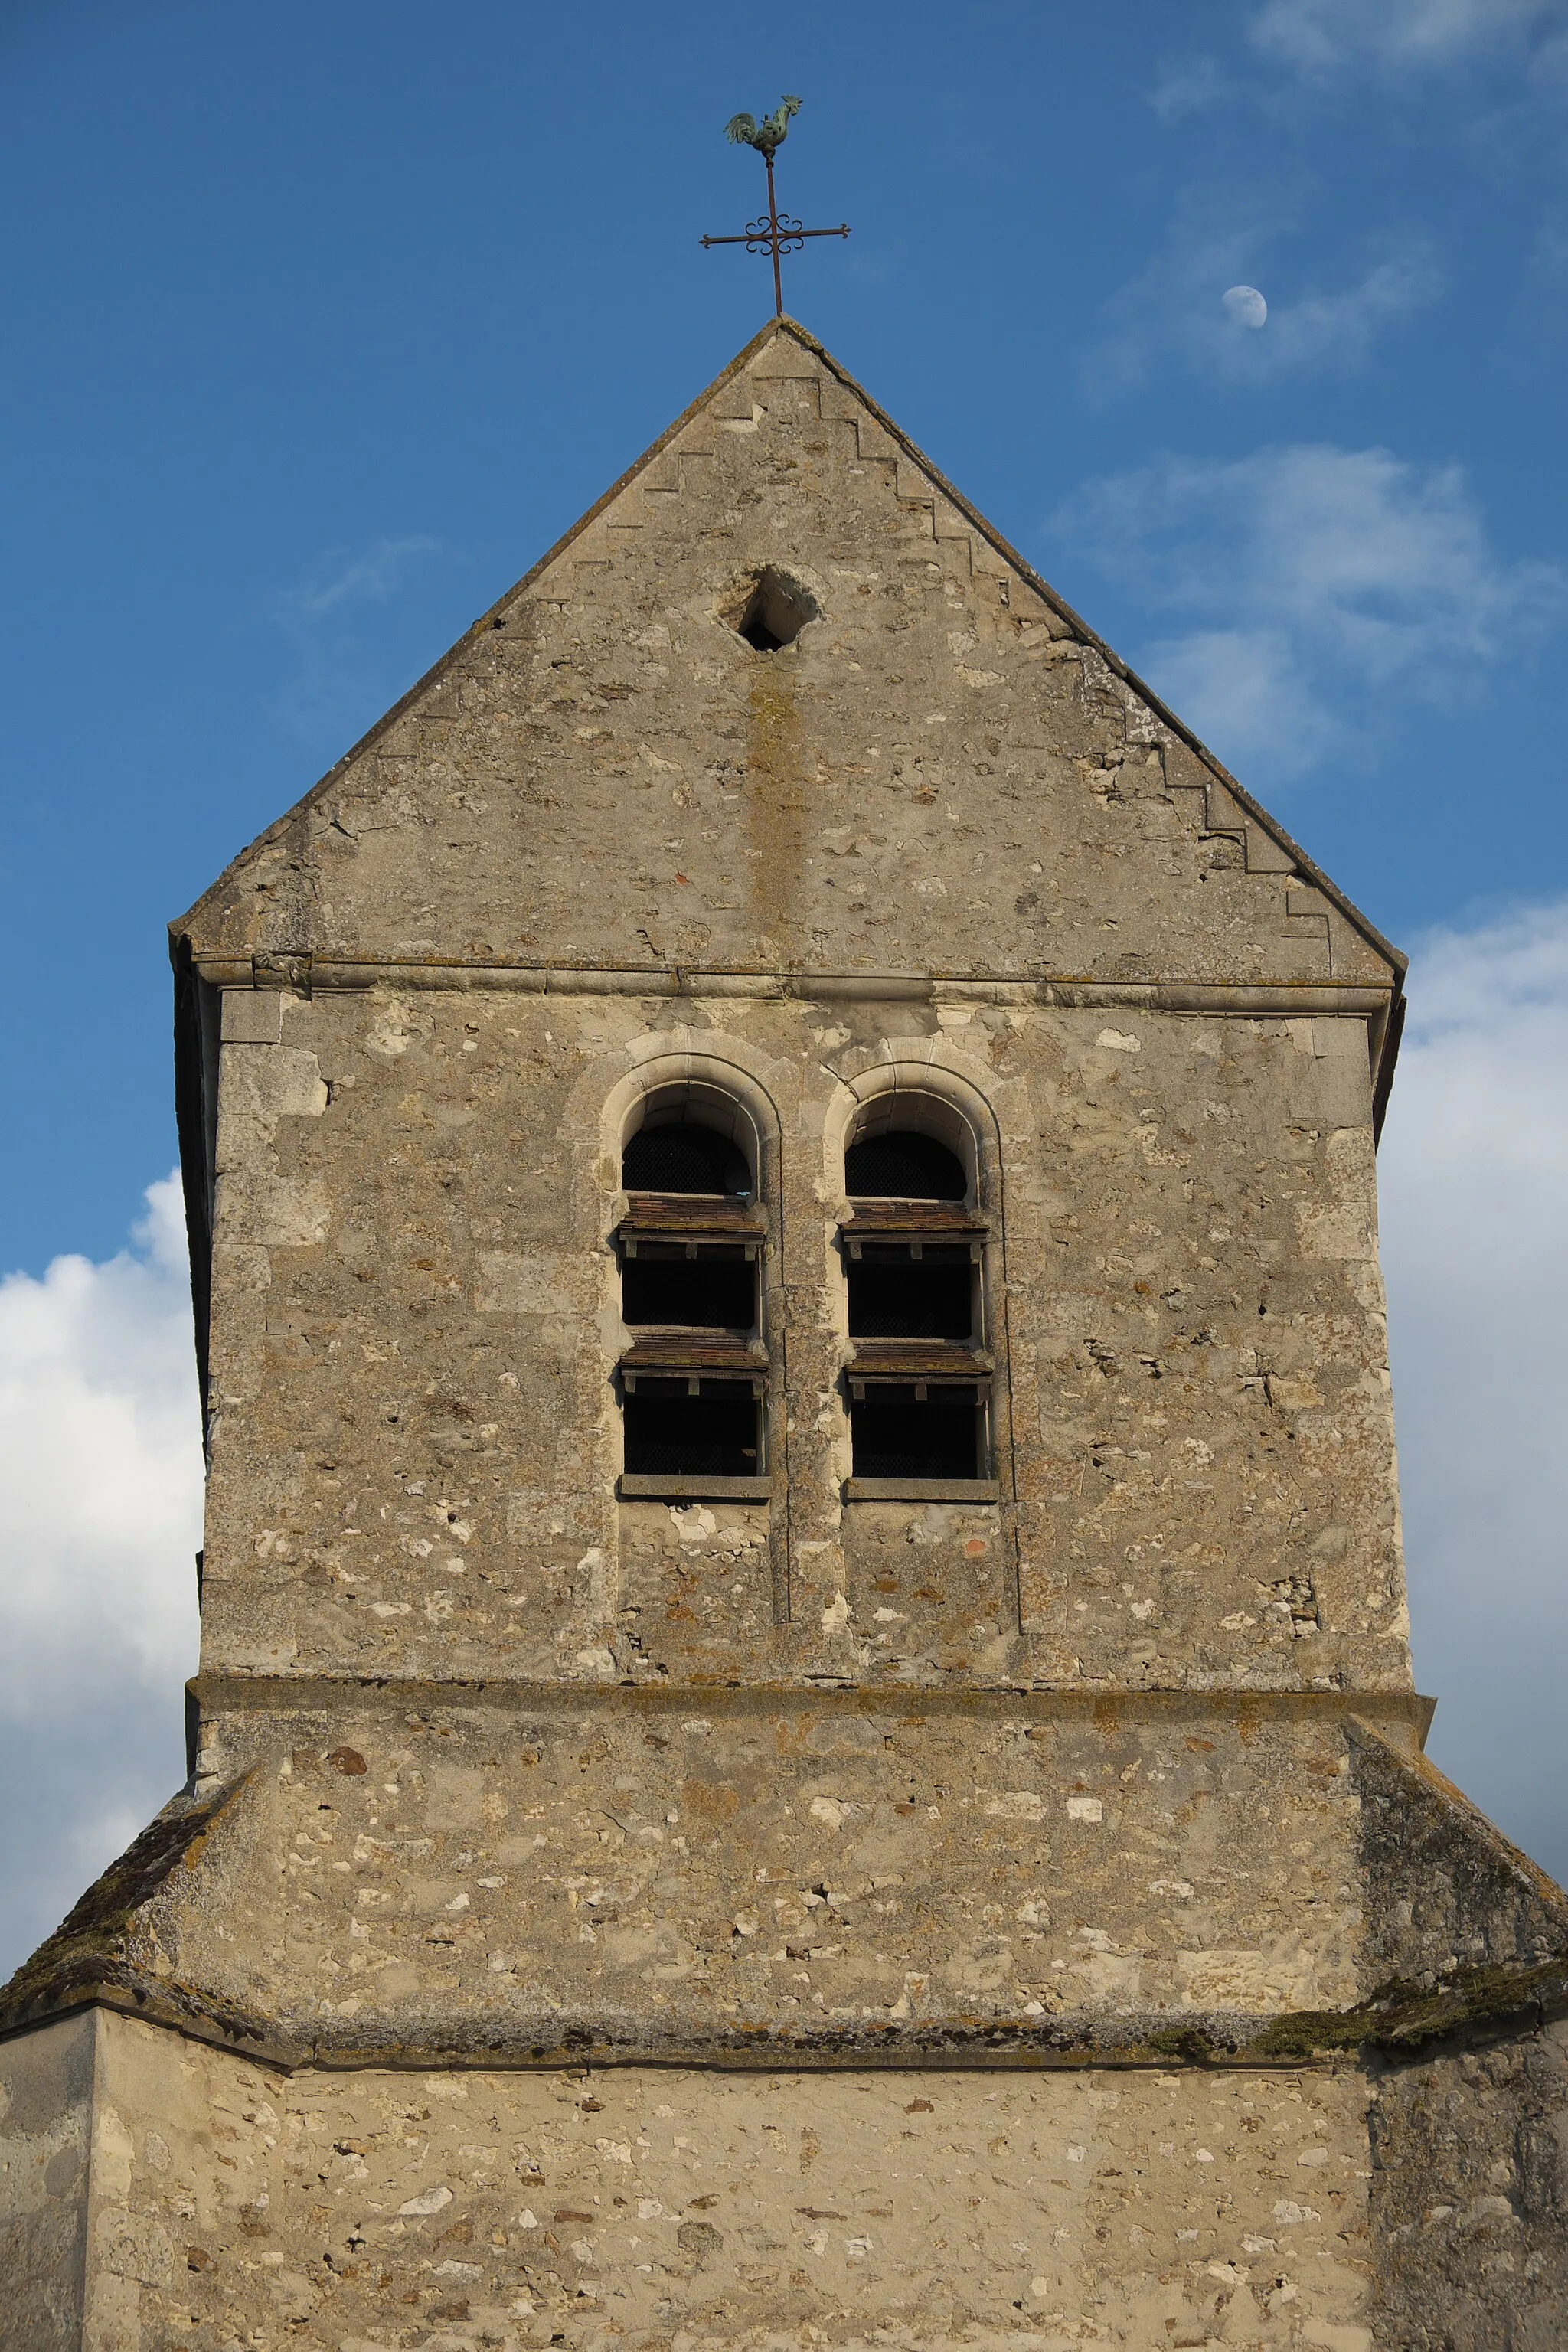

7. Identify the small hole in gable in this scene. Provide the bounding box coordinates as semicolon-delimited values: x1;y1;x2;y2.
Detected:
738;602;786;653
727;566;819;653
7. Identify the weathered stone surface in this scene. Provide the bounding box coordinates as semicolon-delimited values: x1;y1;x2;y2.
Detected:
186;985;1408;1695
4;2010;1384;2352
0;2010;93;2352
5;315;1563;2344
175;319;1394;992
1370;2025;1568;2350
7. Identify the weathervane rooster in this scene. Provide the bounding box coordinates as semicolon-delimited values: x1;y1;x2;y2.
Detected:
701;94;849;318
723;95;803;163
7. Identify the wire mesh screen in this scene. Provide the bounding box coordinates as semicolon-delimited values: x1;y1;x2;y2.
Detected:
847;1259;972;1339
622;1254;756;1330
622;1122;750;1197
844;1130;966;1200
622;1380;760;1476
850;1383;980;1480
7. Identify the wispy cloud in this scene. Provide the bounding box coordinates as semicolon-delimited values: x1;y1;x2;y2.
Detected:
1380;895;1568;1880
1051;442;1563;782
1145;56;1233;124
0;1174;202;1974
269;534;442;626
1089;205;1441;390
1250;0;1564;77
265;532;452;753
1246;253;1440;371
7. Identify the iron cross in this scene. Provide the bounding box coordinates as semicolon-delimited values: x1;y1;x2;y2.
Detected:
701;95;850;318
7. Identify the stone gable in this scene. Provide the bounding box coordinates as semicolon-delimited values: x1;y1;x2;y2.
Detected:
175;318;1400;1006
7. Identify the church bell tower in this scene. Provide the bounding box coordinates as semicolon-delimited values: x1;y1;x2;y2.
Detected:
5;314;1567;2352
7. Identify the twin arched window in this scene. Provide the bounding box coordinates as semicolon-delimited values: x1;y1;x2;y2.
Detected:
612;1088;991;1497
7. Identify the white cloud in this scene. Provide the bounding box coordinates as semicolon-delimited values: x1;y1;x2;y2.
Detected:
0;1174;203;1975
1135;625;1340;778
1090;214;1440;390
1380;898;1568;1883
1243;255;1439;373
1251;0;1561;75
1051;442;1562;782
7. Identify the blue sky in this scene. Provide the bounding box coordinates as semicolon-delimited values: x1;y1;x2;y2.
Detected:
2;0;1568;1965
3;0;1564;1270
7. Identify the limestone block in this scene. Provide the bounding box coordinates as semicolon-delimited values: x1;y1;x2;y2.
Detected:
219;989;281;1044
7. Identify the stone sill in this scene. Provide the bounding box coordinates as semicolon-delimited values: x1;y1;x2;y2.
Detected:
844;1477;1001;1503
618;1473;771;1501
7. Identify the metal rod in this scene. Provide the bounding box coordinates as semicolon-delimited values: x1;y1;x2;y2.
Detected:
700;127;850;307
765;154;783;316
699;224;848;248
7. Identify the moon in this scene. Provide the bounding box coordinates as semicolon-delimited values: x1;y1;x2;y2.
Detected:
1223;285;1268;328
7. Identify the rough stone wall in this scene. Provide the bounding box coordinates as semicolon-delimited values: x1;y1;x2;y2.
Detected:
11;1749;1568;2350
1370;2023;1568;2350
40;319;1568;2347
145;1692;1418;2061
199;985;1406;1695
1;2011;286;2352
1351;1730;1568;1988
10;2009;1383;2352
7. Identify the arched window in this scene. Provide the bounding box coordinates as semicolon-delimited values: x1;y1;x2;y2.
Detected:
840;1096;991;1491
614;1089;767;1496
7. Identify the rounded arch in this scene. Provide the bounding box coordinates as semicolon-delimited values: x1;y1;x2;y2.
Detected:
599;1047;784;1206
825;1057;1003;1213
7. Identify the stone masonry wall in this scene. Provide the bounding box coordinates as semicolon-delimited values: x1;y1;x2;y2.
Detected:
199;983;1405;1695
4;2008;1382;2352
158;1690;1409;2062
1369;2022;1568;2351
0;2008;93;2352
20;321;1568;2352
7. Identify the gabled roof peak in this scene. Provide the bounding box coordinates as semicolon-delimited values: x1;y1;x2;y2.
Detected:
172;312;1403;1115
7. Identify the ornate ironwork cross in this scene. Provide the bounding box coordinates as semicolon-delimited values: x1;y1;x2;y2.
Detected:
701;96;849;318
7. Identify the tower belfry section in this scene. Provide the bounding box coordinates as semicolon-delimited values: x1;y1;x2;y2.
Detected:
5;315;1568;2349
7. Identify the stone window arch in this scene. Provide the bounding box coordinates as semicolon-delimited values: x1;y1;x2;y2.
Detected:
835;1073;999;1496
606;1062;776;1499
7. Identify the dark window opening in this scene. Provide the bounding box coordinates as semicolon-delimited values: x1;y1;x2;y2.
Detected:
622;1378;760;1477
847;1249;972;1341
622;1246;756;1331
845;1129;966;1201
623;1121;750;1197
850;1383;981;1481
731;566;818;653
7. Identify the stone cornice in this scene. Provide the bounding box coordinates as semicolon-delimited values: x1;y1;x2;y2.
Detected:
188;956;1395;1018
189;1675;1436;1744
